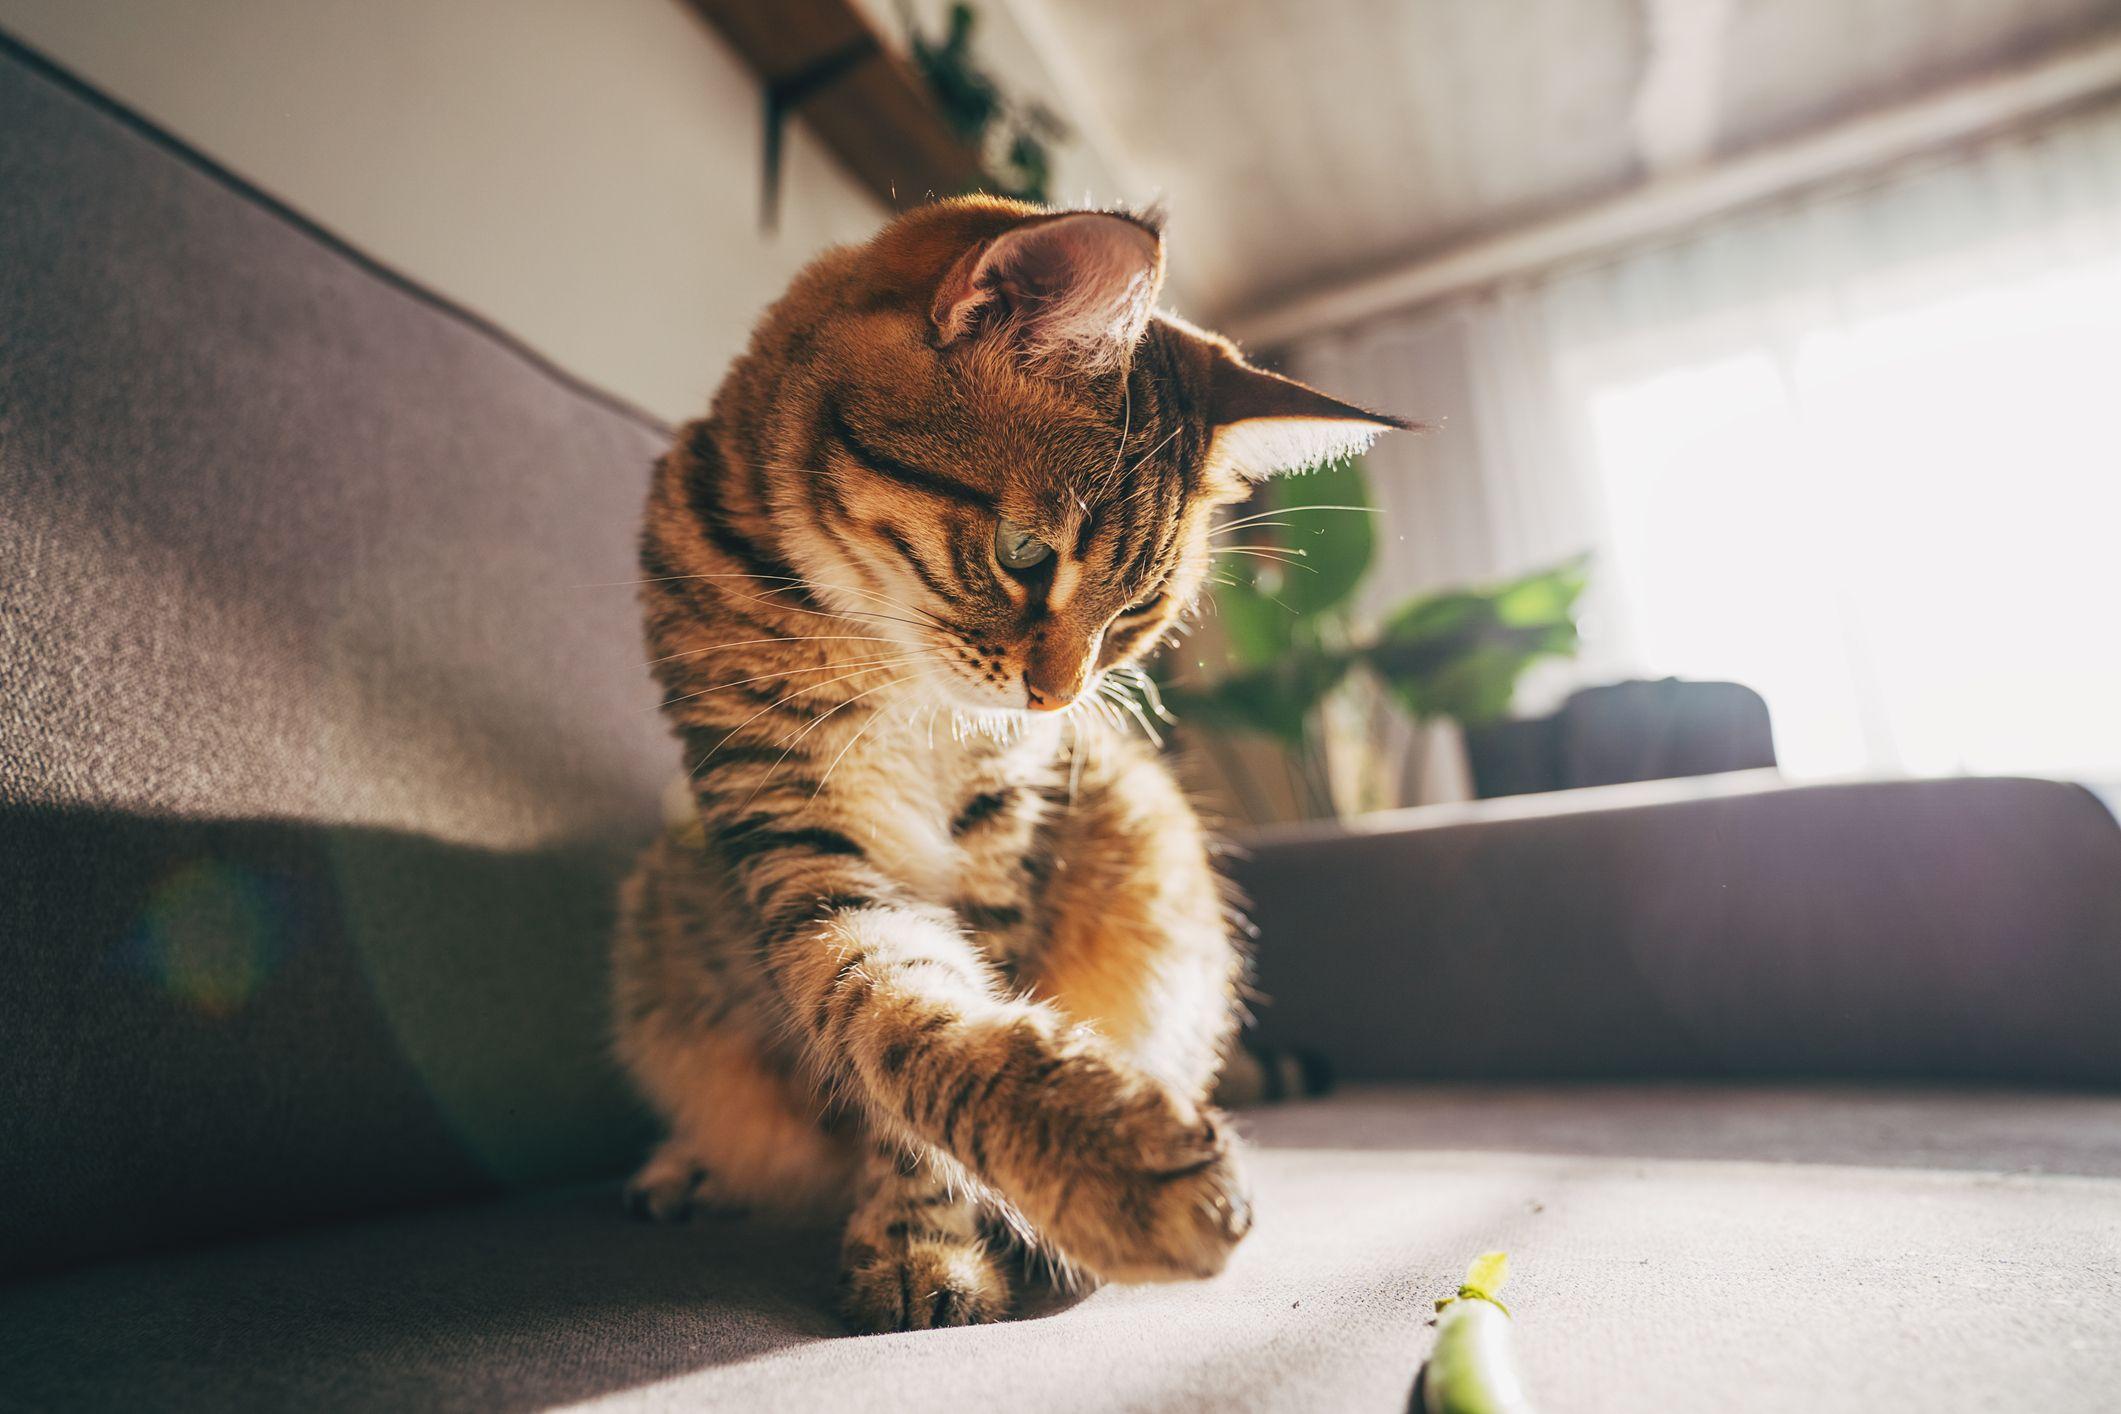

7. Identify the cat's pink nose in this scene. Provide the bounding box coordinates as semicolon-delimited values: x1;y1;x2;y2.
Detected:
1022;674;1077;711
1023;629;1094;710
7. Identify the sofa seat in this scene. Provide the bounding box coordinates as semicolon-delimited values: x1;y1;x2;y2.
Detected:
7;1084;2117;1413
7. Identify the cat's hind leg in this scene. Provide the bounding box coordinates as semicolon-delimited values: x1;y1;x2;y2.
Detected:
839;1143;1009;1332
615;829;862;1223
619;1018;861;1224
625;1134;715;1223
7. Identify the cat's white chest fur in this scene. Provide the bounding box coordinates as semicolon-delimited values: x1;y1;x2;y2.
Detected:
801;709;1049;898
655;707;1062;905
852;711;1053;894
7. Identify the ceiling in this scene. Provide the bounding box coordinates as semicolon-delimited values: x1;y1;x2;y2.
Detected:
1033;0;2121;323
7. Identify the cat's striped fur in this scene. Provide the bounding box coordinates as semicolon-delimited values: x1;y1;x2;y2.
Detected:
612;198;1406;1332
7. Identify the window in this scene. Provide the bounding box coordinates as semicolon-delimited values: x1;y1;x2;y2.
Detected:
1580;252;2121;780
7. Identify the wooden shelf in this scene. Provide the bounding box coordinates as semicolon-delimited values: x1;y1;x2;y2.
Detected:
687;0;988;211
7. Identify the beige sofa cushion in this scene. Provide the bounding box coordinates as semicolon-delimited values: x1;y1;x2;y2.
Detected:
5;1085;2116;1412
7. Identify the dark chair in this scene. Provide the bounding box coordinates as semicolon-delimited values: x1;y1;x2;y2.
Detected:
1466;677;1777;798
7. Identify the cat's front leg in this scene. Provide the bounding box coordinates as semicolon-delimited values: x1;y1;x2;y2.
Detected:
941;1017;1253;1283
838;1142;1008;1332
696;787;1248;1281
765;900;1251;1283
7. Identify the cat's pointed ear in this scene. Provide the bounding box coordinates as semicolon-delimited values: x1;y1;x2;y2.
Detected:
1206;352;1417;480
931;211;1164;373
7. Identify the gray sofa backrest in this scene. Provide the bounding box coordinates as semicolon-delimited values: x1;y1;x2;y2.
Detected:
1;34;673;1275
1235;773;2121;1085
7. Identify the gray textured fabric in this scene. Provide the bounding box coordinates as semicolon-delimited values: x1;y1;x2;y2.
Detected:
0;36;671;1273
1234;772;2121;1084
0;32;671;844
3;1085;2117;1413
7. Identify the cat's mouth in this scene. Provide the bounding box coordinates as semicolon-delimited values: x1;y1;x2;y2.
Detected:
926;661;1097;718
928;665;1041;715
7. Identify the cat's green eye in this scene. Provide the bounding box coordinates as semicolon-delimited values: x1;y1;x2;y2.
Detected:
994;519;1053;572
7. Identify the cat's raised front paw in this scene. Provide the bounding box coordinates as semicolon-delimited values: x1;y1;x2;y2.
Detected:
1040;1093;1254;1284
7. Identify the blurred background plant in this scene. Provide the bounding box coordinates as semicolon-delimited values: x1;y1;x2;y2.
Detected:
907;2;1066;204
1153;458;1588;822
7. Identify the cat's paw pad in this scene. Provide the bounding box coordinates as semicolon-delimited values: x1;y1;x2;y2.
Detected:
840;1239;1010;1333
1062;1099;1254;1283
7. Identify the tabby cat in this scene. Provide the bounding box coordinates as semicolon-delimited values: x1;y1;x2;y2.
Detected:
613;197;1408;1332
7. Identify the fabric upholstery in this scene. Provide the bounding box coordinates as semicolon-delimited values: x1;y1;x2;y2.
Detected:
1233;771;2121;1085
3;1085;2117;1413
0;33;671;1274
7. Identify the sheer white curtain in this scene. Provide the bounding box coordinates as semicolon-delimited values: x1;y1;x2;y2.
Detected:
1289;98;2121;798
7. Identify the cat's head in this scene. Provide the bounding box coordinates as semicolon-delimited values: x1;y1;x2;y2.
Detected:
723;196;1411;716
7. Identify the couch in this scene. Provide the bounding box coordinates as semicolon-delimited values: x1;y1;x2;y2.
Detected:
5;32;2119;1411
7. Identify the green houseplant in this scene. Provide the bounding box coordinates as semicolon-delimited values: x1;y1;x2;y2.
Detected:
907;2;1067;204
1152;455;1587;822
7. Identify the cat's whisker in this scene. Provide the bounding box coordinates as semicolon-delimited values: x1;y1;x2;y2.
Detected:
773;575;958;634
895;699;930;755
947;701;1028;747
723;586;949;636
1217;547;1318;574
747;668;947;809
631;558;953;636
652;653;932;711
687;658;935;778
1117;665;1177;724
1215;504;1384;532
667;569;956;636
1123;421;1185;476
1096;673;1165;747
1104;371;1134;482
810;691;914;798
645;633;905;669
618;567;946;626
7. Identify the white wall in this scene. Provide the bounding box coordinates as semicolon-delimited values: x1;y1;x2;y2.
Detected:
0;0;889;422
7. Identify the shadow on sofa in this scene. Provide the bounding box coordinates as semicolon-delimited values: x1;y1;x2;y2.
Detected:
1;803;655;1281
0;1184;843;1412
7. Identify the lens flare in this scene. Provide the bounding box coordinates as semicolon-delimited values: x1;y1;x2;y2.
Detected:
130;859;279;1017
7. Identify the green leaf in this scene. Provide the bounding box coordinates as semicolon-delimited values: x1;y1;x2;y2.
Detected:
1201;453;1381;674
1492;556;1589;626
1257;454;1375;617
1210;570;1300;669
1161;648;1352;745
1379;590;1482;645
1464;1251;1511;1300
1367;557;1587;725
